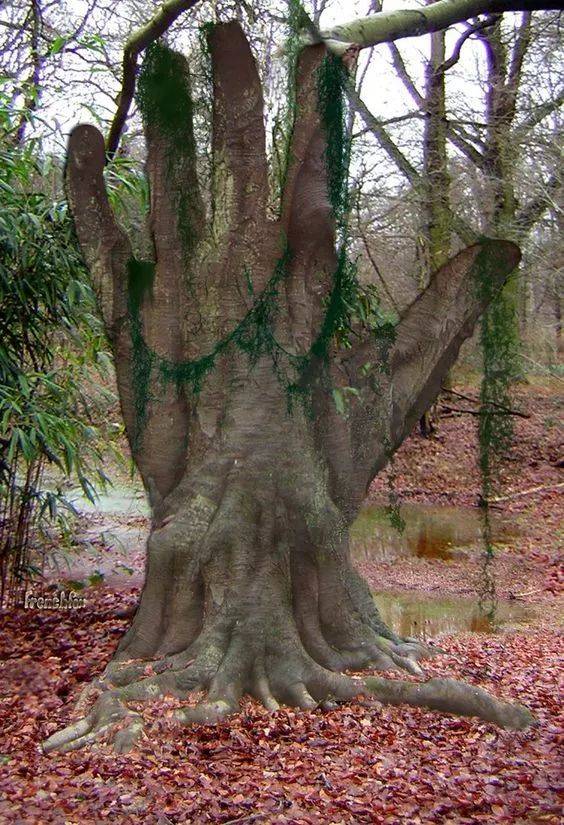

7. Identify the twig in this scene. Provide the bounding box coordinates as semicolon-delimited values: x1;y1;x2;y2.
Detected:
519;354;564;383
439;404;528;417
487;482;564;503
441;386;530;418
513;587;543;598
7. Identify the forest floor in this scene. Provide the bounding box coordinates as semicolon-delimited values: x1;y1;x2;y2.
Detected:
0;380;562;824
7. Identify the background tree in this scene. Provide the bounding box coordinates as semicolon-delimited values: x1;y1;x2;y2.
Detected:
345;5;562;362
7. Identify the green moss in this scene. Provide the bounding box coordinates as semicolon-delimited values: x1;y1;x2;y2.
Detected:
474;241;520;497
271;0;306;208
137;42;199;258
127;258;155;448
137;42;195;150
124;20;397;500
317;53;350;228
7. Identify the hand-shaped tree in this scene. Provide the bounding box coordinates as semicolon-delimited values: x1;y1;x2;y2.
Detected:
44;21;531;754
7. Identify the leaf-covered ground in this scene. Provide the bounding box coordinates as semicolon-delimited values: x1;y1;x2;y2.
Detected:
0;382;562;824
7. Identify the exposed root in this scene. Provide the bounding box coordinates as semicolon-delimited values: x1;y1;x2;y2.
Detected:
365;676;536;730
42;691;144;754
42;641;535;754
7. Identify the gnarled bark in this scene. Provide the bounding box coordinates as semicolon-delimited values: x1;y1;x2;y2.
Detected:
45;22;529;754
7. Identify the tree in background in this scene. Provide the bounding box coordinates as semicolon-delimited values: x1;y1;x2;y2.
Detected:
346;5;562;362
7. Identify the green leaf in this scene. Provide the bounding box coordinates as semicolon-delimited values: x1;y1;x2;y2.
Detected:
49;35;68;55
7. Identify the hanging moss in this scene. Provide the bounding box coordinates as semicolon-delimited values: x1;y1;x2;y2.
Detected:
273;0;305;204
127;17;395;458
137;42;195;151
317;53;350;228
473;242;520;492
137;41;200;258
127;258;155;448
128;245;296;433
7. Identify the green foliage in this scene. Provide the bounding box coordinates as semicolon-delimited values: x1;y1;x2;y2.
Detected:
0;113;116;606
104;155;149;256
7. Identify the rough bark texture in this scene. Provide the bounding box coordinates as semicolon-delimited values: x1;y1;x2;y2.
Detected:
44;22;530;754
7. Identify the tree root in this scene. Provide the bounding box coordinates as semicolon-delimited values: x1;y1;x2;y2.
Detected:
42;639;535;754
365;676;536;730
42;691;144;754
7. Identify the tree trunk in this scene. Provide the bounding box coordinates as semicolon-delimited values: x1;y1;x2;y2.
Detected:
43;22;528;753
419;12;451;437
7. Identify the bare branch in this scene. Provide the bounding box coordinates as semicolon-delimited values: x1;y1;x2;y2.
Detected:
517;87;564;132
514;174;561;234
437;15;501;72
15;0;43;144
507;11;532;90
345;79;478;245
388;43;424;107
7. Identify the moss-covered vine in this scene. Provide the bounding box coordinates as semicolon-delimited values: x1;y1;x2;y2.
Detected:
127;26;392;447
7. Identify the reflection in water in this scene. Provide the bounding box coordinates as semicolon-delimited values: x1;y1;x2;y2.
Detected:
374;591;532;639
351;503;517;562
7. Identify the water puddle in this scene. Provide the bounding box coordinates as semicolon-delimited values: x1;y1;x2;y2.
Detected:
65;484;150;517
41;491;527;634
351;503;517;562
41;483;149;589
374;591;533;639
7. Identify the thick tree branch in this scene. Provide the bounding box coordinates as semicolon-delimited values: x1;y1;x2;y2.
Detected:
281;44;338;351
66;125;132;330
388;240;520;438
388;43;424;107
207;22;269;237
305;1;562;53
66;124;190;502
106;0;201;158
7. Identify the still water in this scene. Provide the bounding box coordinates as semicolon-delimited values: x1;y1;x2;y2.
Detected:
351;502;517;562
